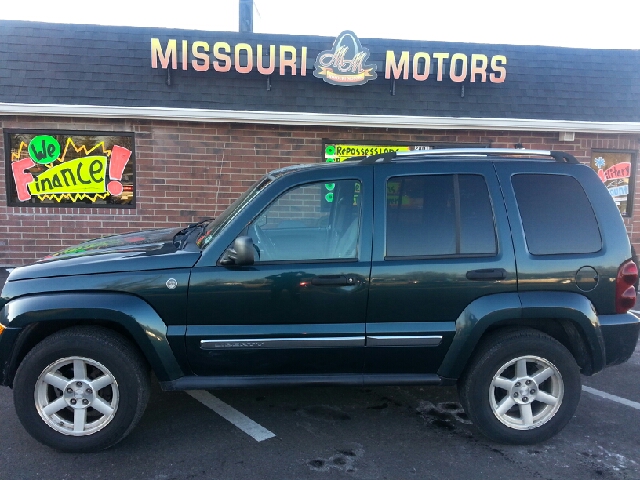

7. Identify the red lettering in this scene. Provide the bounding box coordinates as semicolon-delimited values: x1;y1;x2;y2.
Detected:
11;158;35;201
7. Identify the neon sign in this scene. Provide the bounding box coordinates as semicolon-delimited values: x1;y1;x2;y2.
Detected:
314;31;377;86
150;33;507;87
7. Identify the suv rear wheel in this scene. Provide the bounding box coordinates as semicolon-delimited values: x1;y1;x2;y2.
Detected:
13;327;150;452
458;328;581;444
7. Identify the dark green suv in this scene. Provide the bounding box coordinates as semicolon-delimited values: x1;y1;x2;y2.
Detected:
1;148;638;452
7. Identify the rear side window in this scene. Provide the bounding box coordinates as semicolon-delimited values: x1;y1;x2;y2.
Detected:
386;174;496;257
512;174;602;255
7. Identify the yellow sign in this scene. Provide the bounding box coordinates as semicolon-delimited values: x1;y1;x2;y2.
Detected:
325;145;410;163
28;156;107;196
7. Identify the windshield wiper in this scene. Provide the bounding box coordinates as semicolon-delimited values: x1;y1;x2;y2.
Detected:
173;218;214;248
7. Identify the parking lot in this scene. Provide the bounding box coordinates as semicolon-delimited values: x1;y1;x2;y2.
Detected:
0;343;638;477
1;265;639;479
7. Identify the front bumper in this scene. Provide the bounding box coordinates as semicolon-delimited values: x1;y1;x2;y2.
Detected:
599;312;640;367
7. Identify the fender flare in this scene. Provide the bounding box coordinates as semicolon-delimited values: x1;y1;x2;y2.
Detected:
2;292;184;382
437;291;605;380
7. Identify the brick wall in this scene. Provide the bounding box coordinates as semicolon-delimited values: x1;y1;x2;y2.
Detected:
1;115;639;266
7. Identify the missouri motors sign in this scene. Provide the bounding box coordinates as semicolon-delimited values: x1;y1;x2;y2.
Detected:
151;31;507;86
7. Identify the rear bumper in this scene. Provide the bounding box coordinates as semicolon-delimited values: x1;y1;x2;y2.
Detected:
599;312;640;367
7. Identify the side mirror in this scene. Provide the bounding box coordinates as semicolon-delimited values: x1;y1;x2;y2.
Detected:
220;236;255;266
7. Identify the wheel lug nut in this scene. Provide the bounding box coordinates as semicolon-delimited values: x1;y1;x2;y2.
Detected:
530;389;536;394
513;392;519;397
66;388;73;393
525;380;531;385
86;388;93;395
70;399;77;405
523;396;529;402
515;382;521;387
76;381;82;387
82;399;89;405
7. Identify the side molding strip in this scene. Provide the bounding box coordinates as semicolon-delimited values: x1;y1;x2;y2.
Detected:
366;335;443;346
201;336;365;349
200;335;443;349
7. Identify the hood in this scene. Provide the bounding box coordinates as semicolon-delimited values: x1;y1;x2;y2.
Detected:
8;228;202;281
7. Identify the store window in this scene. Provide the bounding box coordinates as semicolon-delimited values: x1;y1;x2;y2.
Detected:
5;130;135;208
590;151;636;216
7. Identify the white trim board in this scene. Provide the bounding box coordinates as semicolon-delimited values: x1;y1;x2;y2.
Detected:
2;102;640;134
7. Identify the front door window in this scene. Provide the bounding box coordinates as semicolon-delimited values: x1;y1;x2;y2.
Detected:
246;180;362;262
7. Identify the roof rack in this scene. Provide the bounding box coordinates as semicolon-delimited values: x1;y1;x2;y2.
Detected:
357;148;578;164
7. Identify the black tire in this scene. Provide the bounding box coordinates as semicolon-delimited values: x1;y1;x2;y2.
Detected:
13;326;150;452
458;328;581;444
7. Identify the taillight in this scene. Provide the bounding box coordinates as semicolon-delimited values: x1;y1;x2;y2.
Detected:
616;259;638;313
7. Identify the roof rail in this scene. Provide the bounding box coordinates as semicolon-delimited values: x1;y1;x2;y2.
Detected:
357;148;579;164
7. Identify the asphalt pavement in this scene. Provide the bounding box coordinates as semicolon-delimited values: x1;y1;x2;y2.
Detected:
0;340;638;479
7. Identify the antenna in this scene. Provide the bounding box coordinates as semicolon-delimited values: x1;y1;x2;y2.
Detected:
239;0;253;33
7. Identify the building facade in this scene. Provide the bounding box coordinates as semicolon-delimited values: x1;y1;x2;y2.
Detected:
1;21;639;266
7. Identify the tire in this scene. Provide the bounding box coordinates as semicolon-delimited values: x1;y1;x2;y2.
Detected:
458;328;581;444
13;326;150;452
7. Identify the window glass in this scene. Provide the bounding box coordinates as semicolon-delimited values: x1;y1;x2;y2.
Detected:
459;175;497;255
590;151;635;216
247;180;361;262
512;174;602;255
197;176;272;249
386;175;457;257
386;174;496;258
6;131;135;207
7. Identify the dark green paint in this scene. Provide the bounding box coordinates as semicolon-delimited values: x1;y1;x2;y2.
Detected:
1;293;182;381
495;162;631;315
1;156;639;390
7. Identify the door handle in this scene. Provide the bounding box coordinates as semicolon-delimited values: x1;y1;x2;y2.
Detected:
311;275;355;286
466;268;507;281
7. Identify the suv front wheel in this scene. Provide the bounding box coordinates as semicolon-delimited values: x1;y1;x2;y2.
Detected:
458;328;581;444
13;326;150;452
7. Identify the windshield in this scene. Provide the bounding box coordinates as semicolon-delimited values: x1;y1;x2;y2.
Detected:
196;176;273;249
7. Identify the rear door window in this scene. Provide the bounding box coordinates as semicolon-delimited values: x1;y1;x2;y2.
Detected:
386;174;496;258
512;174;602;255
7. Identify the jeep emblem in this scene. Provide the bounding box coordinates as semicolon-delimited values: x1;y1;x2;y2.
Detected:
166;278;178;289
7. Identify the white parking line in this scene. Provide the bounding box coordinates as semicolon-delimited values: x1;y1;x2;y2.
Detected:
582;386;640;410
629;310;640;315
186;390;276;442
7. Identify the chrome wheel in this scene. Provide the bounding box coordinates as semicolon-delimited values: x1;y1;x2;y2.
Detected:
489;355;564;430
35;356;119;436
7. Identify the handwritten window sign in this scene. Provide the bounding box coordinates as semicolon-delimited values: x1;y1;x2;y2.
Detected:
591;151;635;216
323;144;432;163
5;131;135;208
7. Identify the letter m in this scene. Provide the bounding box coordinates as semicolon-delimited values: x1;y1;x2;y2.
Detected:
151;38;177;69
385;51;409;80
